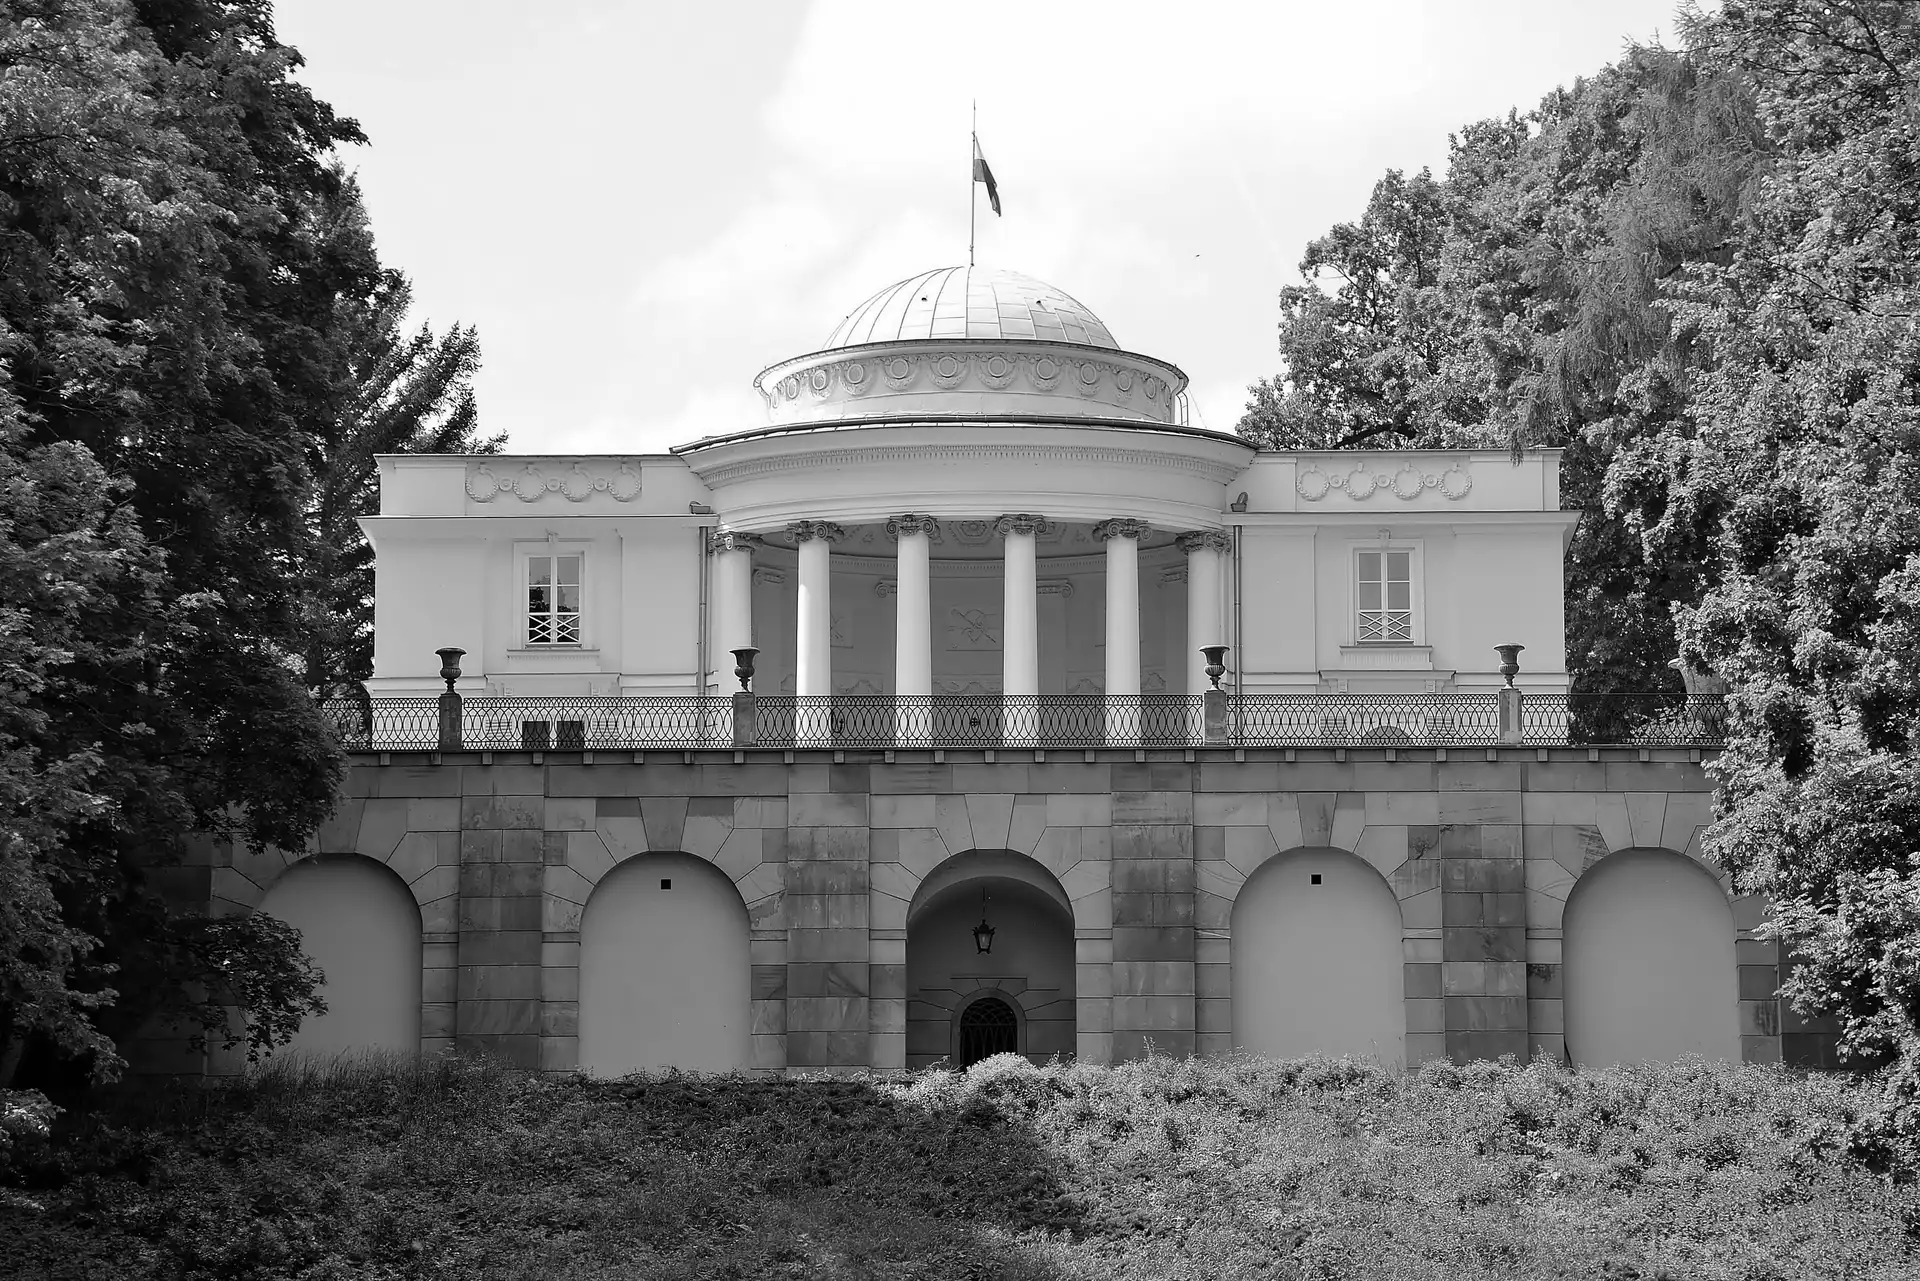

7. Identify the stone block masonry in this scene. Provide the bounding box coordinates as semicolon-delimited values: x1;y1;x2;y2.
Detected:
198;745;1810;1074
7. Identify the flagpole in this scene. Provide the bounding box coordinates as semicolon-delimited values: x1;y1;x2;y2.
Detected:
968;100;977;268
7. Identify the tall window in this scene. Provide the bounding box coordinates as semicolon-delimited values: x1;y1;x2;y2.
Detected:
1356;549;1412;643
528;553;582;645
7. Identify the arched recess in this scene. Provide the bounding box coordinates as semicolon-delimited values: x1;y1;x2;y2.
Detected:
1231;847;1405;1066
1564;847;1738;1066
906;850;1076;1069
253;854;423;1060
953;990;1025;1066
578;852;751;1075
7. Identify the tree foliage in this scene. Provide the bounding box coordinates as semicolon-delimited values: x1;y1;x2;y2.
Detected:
304;186;499;702
1245;0;1920;1153
0;0;480;1086
1628;0;1920;1153
1242;41;1772;693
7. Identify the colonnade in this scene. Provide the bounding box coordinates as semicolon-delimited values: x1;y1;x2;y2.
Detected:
711;517;1232;700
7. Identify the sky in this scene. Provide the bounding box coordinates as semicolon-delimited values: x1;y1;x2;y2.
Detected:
273;0;1695;454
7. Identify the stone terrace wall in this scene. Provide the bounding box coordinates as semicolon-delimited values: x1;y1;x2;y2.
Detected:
203;747;1833;1073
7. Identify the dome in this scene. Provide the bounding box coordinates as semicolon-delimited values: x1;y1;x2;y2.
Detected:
823;266;1117;350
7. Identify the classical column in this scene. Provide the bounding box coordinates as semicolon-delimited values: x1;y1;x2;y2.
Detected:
711;531;757;662
788;521;844;711
1178;531;1231;695
1095;518;1150;743
996;514;1046;740
887;514;940;744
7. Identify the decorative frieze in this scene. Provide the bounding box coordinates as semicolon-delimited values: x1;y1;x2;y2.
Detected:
759;347;1180;425
1296;461;1473;502
465;459;643;504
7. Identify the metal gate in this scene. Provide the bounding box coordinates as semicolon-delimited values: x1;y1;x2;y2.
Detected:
957;996;1019;1066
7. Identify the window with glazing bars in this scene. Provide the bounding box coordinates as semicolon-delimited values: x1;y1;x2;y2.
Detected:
528;554;581;644
1356;549;1412;642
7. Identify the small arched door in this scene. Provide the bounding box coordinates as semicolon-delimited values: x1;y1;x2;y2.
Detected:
253;855;422;1060
1564;848;1739;1065
956;995;1020;1066
578;854;751;1075
1231;848;1406;1065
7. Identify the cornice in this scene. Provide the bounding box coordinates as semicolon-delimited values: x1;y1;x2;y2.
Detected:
1230;511;1583;528
690;439;1247;488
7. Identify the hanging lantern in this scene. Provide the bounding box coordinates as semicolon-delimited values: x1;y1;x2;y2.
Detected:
971;887;996;954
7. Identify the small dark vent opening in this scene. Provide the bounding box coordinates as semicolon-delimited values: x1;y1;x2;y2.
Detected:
660;879;672;890
1310;873;1323;885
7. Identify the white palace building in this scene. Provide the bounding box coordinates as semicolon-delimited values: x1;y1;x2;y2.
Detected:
178;266;1834;1079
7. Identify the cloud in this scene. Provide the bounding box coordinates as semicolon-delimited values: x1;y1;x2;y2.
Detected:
552;385;761;457
602;0;1688;450
629;193;848;322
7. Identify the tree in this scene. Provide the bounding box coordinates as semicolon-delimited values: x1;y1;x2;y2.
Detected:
1627;0;1920;1165
1239;42;1771;692
1240;166;1485;449
0;0;375;1085
303;178;499;702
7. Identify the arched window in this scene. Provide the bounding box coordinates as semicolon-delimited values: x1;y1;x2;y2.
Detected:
957;996;1019;1067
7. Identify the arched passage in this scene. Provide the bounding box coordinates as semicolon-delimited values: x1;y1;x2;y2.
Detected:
255;854;422;1059
1564;847;1739;1066
1231;847;1404;1066
578;853;751;1075
906;850;1075;1068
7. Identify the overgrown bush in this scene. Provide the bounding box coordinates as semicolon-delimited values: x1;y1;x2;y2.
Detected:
2;1052;1914;1279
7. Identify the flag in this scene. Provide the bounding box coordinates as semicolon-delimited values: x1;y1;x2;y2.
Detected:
973;138;1001;217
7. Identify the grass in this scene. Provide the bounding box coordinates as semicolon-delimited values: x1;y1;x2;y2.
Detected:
3;1051;1916;1279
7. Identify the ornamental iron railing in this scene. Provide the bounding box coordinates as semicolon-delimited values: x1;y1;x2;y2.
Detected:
1521;693;1730;748
319;691;1728;751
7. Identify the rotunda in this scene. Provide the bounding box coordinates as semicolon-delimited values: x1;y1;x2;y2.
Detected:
675;265;1253;723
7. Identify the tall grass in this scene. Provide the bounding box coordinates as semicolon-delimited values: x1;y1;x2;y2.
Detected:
4;1051;1916;1280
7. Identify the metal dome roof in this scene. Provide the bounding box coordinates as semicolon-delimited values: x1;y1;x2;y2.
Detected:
823;266;1117;350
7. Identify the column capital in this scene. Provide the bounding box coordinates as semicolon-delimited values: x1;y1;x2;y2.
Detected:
885;513;944;542
1093;517;1152;543
786;519;847;545
1176;529;1233;555
710;530;761;555
994;513;1053;538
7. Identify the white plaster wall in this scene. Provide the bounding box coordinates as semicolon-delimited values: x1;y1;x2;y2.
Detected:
1450;527;1570;682
906;882;1075;1068
1231;848;1405;1067
370;538;488;686
611;526;701;692
1238;529;1316;688
1564;849;1740;1066
578;854;751;1075
254;857;422;1060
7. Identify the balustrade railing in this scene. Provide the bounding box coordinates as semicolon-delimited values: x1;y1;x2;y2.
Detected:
320;690;1728;751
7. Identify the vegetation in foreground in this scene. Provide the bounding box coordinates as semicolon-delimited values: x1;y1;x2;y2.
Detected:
2;1052;1915;1280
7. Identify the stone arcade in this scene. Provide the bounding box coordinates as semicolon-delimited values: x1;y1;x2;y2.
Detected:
169;266;1827;1076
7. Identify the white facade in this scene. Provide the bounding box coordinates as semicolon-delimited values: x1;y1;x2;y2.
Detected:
363;268;1577;701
